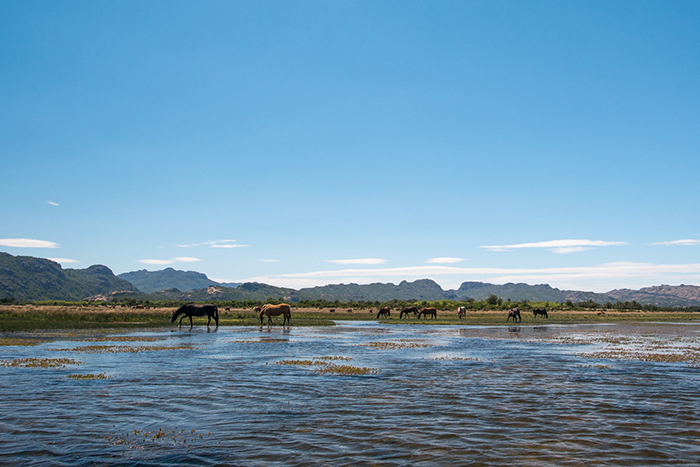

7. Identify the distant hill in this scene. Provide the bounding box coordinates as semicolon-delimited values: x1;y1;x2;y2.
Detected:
4;254;700;306
0;253;139;301
453;281;614;303
297;279;457;302
606;285;700;307
117;268;241;293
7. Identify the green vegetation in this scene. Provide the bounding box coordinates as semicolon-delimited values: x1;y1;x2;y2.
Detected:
1;297;698;333
274;356;379;376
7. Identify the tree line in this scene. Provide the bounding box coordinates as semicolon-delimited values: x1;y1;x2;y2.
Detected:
6;295;698;313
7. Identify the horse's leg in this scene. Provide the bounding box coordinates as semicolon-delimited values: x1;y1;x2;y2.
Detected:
189;315;193;330
179;315;185;327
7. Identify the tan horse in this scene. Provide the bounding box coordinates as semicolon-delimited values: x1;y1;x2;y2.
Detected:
259;303;292;326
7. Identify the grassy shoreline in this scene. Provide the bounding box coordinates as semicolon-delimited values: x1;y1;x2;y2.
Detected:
0;304;698;333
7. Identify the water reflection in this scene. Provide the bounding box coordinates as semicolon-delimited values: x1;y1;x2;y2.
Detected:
1;322;700;466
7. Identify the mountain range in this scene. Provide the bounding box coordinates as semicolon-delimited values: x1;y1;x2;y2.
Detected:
117;268;240;293
1;252;700;307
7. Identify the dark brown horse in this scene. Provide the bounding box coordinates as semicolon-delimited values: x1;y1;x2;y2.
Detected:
400;306;419;319
417;307;437;319
507;308;521;323
533;308;548;319
376;306;391;319
259;303;292;326
171;304;219;328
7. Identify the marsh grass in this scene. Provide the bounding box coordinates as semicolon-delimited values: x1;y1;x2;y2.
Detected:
67;372;108;380
274;356;378;376
0;337;46;346
0;357;82;368
1;305;698;332
360;340;433;350
52;344;197;353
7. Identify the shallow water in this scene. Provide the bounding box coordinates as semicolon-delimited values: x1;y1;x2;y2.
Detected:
1;322;700;466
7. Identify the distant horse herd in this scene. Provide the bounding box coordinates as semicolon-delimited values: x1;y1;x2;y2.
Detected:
170;302;552;329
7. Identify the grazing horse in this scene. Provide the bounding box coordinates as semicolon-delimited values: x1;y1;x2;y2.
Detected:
259;303;292;326
417;307;437;319
533;308;548;319
507;308;521;323
400;306;419;319
377;307;391;319
171;304;219;328
457;306;467;319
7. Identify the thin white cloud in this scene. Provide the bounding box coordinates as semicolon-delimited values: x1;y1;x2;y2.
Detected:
205;240;248;248
652;239;700;246
172;257;201;263
327;258;387;265
260;259;279;263
426;257;464;264
47;201;59;207
47;258;79;264
138;257;202;265
177;243;199;248
481;239;625;253
138;259;174;265
0;238;59;248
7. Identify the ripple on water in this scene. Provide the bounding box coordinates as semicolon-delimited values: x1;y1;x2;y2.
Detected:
2;323;700;465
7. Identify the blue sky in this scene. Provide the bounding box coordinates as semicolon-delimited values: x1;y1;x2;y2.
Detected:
1;0;699;292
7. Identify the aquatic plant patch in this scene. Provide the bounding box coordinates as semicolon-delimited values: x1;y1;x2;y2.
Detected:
581;350;700;366
1;357;82;368
67;373;108;380
429;356;483;361
0;338;46;346
360;340;433;349
105;426;215;451
51;344;198;353
314;363;379;375
83;336;163;342
273;356;378;375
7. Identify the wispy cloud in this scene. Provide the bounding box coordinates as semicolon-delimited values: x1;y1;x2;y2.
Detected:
47;201;59;207
47;257;79;264
651;239;700;246
481;239;625;253
426;257;464;264
205;240;248;248
138;257;202;265
243;261;700;292
178;240;249;248
327;258;387;265
0;238;59;248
